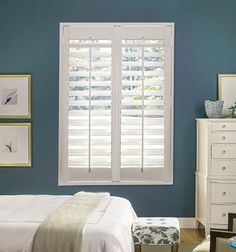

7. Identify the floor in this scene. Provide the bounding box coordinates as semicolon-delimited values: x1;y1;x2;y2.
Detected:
180;228;205;245
141;228;205;252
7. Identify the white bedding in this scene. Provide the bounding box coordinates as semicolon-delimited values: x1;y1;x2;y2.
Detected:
0;194;136;252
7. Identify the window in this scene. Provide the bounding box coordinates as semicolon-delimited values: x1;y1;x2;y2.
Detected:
59;23;174;185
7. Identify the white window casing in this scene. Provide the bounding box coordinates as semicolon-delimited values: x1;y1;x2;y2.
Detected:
59;23;174;185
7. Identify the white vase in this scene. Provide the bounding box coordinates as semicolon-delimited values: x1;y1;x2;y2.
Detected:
205;100;224;118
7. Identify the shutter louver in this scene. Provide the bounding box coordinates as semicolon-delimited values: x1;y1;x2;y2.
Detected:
68;39;112;171
121;39;165;171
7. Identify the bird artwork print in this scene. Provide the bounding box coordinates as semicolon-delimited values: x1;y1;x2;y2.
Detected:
3;89;17;105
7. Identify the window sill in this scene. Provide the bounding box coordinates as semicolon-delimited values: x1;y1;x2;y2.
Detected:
58;180;173;186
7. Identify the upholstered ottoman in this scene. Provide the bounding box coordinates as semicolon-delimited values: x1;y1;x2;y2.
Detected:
132;218;180;252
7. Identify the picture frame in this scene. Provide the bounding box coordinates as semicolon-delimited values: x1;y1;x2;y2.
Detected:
0;123;32;167
218;73;236;116
0;74;31;118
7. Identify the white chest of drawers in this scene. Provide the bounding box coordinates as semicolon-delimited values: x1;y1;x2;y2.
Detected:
196;119;236;234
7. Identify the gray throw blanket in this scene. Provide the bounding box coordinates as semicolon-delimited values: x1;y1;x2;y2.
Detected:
32;192;109;252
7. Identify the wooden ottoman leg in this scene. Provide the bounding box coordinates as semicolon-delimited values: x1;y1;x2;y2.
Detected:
171;244;179;252
135;244;141;252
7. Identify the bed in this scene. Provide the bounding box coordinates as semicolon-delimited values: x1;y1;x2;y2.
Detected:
0;193;137;252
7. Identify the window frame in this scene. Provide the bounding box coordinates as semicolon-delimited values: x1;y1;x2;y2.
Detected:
59;23;174;186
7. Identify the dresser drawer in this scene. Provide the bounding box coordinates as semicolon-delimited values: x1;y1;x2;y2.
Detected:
211;205;236;225
212;144;236;159
211;183;236;203
211;123;236;131
211;131;236;143
211;160;236;176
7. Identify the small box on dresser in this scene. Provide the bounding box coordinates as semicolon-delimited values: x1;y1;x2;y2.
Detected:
196;118;236;235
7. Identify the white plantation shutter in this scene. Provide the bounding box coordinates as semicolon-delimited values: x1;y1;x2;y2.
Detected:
60;26;113;182
59;23;174;185
120;27;172;182
120;39;164;180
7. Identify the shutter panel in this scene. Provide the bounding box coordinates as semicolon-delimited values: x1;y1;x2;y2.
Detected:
66;27;113;181
120;32;169;181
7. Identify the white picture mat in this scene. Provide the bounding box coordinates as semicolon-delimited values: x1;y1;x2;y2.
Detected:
0;125;29;164
0;76;29;116
220;76;236;115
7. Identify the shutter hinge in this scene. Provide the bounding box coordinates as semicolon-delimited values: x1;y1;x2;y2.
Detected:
61;26;69;47
171;35;174;48
61;37;64;48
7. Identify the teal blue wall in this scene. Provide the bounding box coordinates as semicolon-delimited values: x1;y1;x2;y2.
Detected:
0;0;236;217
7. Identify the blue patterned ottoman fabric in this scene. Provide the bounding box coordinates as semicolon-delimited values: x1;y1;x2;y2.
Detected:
132;218;180;245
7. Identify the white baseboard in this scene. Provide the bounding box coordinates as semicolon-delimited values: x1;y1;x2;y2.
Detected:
178;218;197;228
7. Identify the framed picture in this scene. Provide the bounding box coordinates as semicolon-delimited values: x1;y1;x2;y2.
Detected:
218;74;236;116
0;75;31;118
0;123;32;167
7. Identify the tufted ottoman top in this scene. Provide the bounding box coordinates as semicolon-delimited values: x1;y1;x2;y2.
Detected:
132;217;180;245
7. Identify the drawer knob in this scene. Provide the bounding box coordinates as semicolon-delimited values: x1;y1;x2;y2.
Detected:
222;150;226;154
222;192;227;195
222;213;226;217
222;166;226;170
222;136;226;140
222;124;226;128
